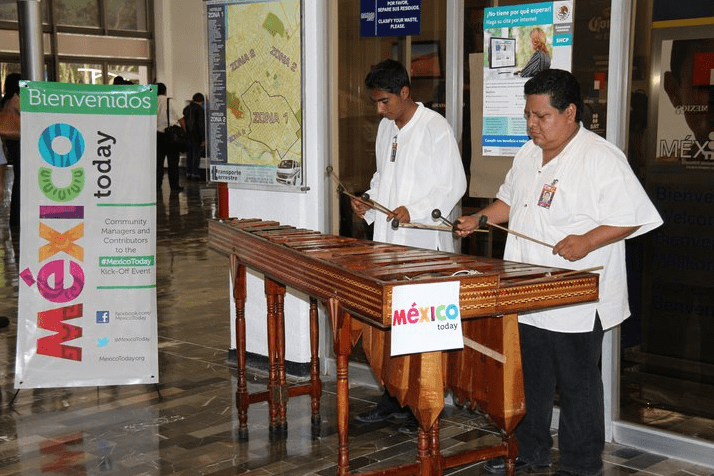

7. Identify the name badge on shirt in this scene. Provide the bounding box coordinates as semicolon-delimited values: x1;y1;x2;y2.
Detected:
538;183;557;208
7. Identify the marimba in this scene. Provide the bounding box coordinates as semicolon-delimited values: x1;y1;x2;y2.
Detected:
208;218;599;476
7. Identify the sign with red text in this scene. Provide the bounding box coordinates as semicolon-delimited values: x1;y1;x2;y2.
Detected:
390;281;463;356
14;81;158;389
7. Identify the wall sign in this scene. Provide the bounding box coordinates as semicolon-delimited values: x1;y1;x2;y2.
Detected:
360;0;421;37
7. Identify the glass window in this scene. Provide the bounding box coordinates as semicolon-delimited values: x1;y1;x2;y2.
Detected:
619;0;714;446
0;4;17;22
0;1;50;23
105;0;148;31
54;0;100;28
1;64;22;92
107;64;149;85
58;62;103;84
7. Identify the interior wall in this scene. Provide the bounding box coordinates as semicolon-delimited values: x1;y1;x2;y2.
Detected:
154;0;208;108
153;0;323;363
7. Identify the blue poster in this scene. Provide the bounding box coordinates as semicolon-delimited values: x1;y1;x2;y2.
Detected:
482;1;574;156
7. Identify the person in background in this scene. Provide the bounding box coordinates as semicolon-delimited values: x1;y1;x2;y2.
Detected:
183;92;206;180
112;76;135;85
0;140;7;328
517;27;551;78
456;69;662;476
350;59;467;435
0;136;6;197
0;73;21;329
156;82;185;192
1;73;21;229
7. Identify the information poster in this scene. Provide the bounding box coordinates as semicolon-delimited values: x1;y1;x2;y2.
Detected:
205;0;304;191
15;81;159;389
482;1;573;156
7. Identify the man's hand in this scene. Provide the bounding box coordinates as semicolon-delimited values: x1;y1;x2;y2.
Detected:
454;215;484;237
552;235;591;262
350;197;372;218
387;205;410;224
553;225;639;261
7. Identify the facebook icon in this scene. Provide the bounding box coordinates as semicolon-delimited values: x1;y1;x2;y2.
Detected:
96;311;110;324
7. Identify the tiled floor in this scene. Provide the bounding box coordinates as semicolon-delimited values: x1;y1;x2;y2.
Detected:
0;169;713;475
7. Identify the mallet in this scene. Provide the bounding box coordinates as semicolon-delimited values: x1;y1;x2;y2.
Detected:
391;219;452;232
326;166;395;215
475;214;554;249
431;209;456;231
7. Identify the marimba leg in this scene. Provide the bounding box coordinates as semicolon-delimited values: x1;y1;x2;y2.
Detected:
265;278;288;436
415;419;444;476
329;298;352;476
505;433;518;476
430;420;443;470
231;258;249;439
309;297;322;429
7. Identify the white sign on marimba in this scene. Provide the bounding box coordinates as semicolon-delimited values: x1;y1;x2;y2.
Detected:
390;281;463;356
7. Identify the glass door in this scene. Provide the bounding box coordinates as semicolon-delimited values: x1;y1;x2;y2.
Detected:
333;0;448;369
614;0;714;462
334;0;448;240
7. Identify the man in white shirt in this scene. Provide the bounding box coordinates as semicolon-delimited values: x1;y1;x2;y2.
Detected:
456;69;662;476
350;59;467;434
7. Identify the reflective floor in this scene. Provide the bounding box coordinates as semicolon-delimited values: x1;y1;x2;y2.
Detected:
0;168;713;475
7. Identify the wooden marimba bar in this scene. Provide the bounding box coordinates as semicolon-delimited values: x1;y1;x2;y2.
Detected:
208;218;599;476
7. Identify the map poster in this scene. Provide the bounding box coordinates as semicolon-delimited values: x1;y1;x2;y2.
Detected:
206;0;304;191
14;81;159;389
482;1;573;156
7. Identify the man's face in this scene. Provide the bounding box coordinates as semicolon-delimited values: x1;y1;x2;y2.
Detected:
664;40;714;144
371;87;409;122
524;93;576;153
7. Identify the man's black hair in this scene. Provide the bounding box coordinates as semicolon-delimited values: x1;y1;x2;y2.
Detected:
157;82;167;96
1;72;21;108
524;69;583;122
192;92;205;102
364;59;410;94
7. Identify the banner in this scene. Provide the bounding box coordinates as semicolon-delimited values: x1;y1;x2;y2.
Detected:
205;0;305;191
390;281;463;356
15;81;159;389
482;1;573;156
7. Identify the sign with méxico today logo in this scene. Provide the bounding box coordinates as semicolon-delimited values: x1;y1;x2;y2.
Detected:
15;81;159;389
390;281;463;356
